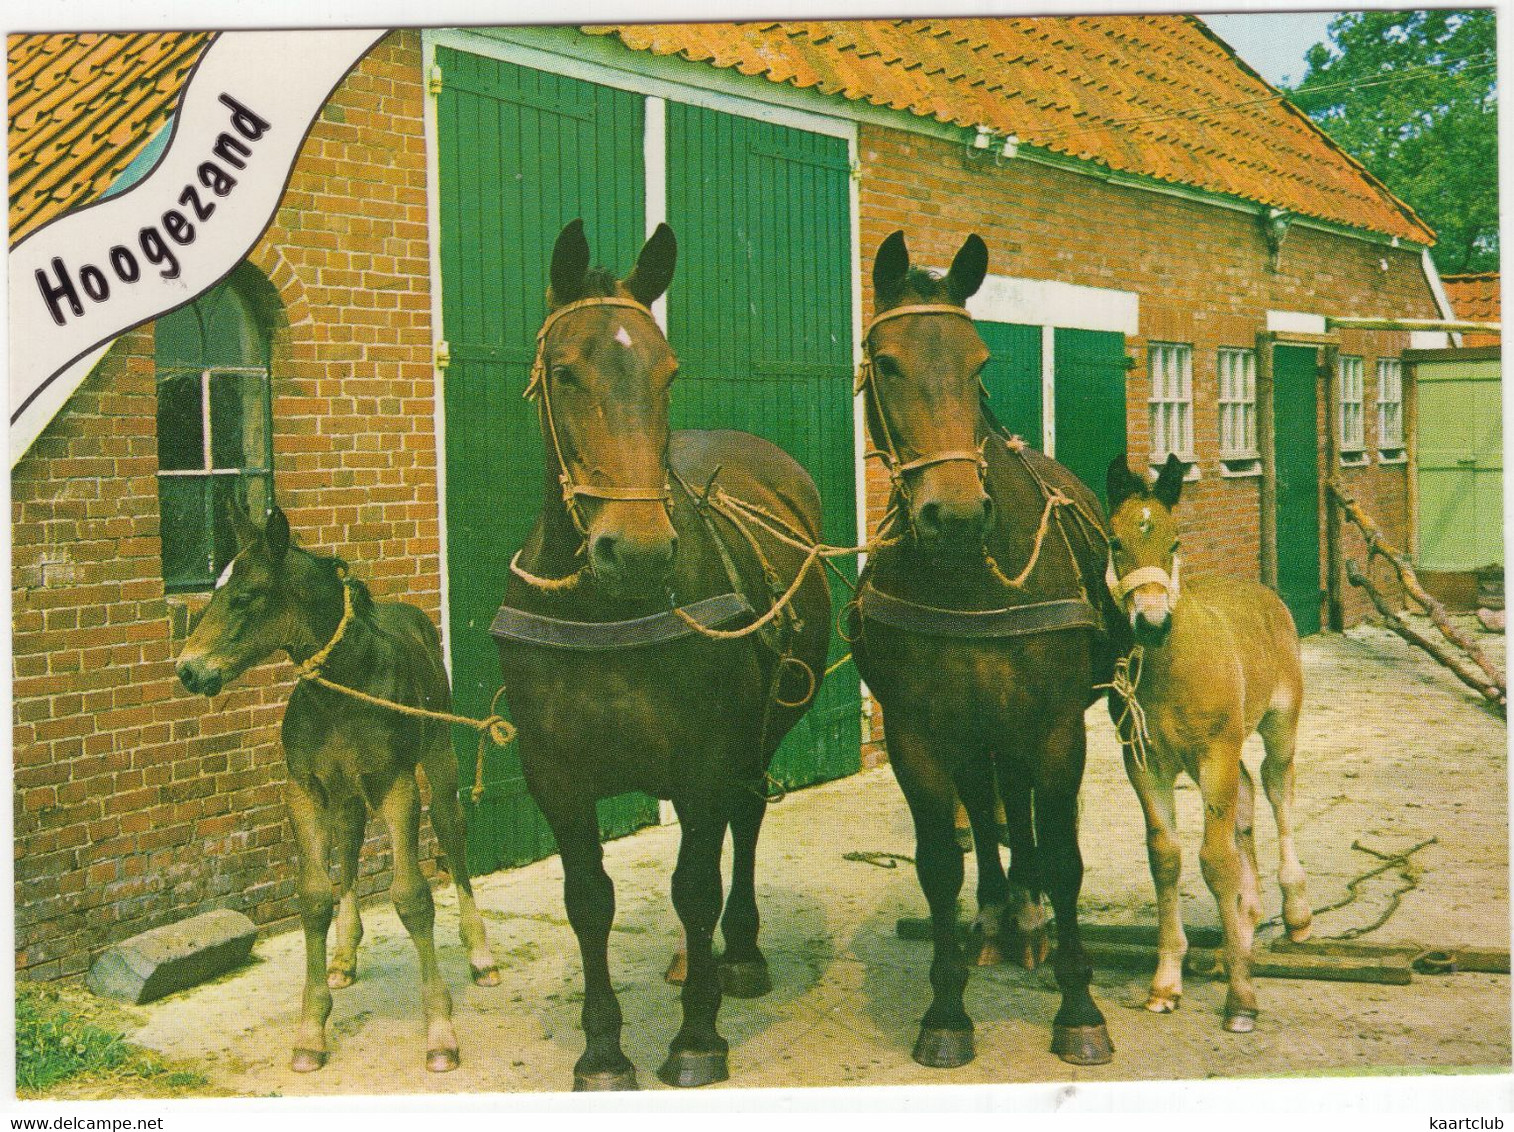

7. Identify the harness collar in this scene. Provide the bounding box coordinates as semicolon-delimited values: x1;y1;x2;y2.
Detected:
525;295;675;537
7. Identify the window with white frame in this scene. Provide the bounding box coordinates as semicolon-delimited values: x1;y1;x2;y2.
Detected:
1148;343;1194;463
156;270;276;592
1217;347;1258;465
1338;354;1366;463
1376;357;1404;459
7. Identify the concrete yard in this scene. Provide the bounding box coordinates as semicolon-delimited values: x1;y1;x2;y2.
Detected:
111;624;1509;1099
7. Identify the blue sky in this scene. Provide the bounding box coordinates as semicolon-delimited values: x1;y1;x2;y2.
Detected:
1200;12;1343;88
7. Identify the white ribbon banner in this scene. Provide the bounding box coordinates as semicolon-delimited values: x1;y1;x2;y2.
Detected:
9;28;386;465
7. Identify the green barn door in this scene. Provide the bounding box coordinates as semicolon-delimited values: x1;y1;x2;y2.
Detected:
665;103;860;789
436;48;658;872
1272;345;1323;636
1053;329;1128;508
978;322;1042;445
1417;355;1503;570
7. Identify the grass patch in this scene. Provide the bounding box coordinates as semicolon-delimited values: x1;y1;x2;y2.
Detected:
16;983;222;1100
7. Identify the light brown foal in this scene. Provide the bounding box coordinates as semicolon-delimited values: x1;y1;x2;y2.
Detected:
1105;454;1312;1033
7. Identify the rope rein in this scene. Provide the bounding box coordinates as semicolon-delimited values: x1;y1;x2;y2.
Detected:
293;577;516;804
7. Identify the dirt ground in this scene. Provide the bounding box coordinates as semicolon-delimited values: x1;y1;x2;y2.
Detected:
104;623;1509;1099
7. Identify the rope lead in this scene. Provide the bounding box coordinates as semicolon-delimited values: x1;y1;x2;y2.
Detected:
1097;645;1151;770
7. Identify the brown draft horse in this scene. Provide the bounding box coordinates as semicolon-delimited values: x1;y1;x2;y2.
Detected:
852;230;1118;1069
1105;454;1312;1031
176;504;497;1074
493;220;831;1090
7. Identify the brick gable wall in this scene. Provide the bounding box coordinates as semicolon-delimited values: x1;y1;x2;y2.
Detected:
12;31;442;981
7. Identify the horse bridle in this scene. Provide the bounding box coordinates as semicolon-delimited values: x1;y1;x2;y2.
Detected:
524;295;675;540
856;303;989;503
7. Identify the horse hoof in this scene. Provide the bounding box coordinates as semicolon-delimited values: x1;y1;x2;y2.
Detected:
470;964;501;987
719;958;772;998
975;938;1005;967
657;1048;729;1088
912;1026;975;1069
574;1065;639;1092
1224;1006;1258;1034
427;1047;460;1073
665;952;688;987
1145;993;1180;1014
290;1048;328;1073
1287;919;1313;944
1051;1024;1114;1066
326;966;356;989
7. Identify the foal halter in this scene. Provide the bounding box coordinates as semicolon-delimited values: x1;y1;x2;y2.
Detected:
1105;554;1182;606
525;295;675;539
855;304;989;493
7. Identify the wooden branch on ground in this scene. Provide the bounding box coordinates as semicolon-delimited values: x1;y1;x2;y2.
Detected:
1346;560;1506;713
1328;480;1507;699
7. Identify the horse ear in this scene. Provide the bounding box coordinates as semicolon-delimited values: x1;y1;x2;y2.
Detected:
946;234;989;305
873;230;910;306
548;218;591;306
1105;452;1143;512
263;504;290;564
624;223;677;307
1153;452;1188;509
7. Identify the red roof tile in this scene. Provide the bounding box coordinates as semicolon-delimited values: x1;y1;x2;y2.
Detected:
1441;272;1500;345
1442;272;1500;322
585;17;1434;244
8;32;210;245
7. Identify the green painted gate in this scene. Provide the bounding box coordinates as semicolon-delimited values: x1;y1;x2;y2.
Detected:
435;48;659;873
978;321;1042;444
1416;353;1503;571
1053;329;1128;508
664;101;861;788
1272;345;1323;636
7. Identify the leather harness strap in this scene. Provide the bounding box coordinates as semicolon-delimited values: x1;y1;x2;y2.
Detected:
490;592;755;651
857;580;1102;639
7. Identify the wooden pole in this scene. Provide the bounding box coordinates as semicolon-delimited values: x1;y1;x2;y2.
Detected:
1405;357;1420;563
1346;560;1506;712
1322;344;1343;630
1257;332;1278;589
1325;316;1501;334
1331;480;1507;710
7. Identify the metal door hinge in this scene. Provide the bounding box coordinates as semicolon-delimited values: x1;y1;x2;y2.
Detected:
435;340;450;370
428;64;444;97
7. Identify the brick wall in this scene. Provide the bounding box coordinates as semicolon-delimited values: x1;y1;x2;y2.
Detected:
855;125;1438;756
12;31;441;981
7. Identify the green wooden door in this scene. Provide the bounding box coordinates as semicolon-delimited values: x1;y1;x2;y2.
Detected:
436;48;658;872
1272;344;1323;636
978;321;1042;445
1053;329;1128;508
1417;356;1503;570
665;102;860;789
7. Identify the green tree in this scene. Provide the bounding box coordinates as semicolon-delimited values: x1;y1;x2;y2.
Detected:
1287;9;1497;273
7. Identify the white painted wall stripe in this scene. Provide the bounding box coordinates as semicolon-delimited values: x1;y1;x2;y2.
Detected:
1266;310;1328;335
964;273;1139;335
